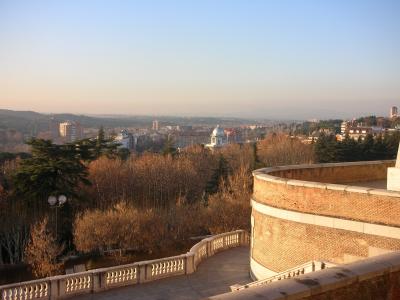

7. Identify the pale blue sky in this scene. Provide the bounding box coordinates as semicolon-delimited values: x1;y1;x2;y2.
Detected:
0;0;399;119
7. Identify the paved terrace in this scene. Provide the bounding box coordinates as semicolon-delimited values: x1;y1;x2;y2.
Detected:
72;247;250;300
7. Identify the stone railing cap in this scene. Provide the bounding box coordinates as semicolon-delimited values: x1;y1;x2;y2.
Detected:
253;160;400;197
210;251;400;300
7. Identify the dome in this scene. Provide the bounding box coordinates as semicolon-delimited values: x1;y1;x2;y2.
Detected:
212;125;225;137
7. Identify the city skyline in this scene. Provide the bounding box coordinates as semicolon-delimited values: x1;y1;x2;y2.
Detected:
1;0;400;119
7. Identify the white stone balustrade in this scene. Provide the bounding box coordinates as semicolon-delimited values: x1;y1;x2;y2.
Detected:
1;280;49;300
233;260;336;291
0;230;248;300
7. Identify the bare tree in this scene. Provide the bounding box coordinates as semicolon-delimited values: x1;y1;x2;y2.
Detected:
258;133;315;167
208;164;252;234
25;218;64;278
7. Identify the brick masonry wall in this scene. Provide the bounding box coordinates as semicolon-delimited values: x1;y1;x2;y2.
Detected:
269;161;393;183
252;211;400;273
253;178;400;227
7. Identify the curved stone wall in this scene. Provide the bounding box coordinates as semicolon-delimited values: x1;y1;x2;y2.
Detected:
251;160;400;280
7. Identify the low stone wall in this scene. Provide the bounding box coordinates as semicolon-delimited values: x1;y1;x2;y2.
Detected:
0;230;249;300
267;160;393;184
251;160;400;279
208;251;400;300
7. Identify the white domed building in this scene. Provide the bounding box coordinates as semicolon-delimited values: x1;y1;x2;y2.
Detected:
205;125;227;148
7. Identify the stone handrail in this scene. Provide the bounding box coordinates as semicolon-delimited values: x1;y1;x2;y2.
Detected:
233;260;336;291
1;230;249;300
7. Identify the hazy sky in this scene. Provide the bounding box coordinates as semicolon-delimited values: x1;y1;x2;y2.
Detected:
1;0;399;119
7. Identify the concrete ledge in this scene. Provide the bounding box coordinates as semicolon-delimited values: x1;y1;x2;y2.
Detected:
344;186;372;194
369;188;400;198
208;251;400;300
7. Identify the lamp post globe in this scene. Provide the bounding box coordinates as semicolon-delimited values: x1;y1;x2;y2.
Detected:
58;195;67;205
48;195;57;206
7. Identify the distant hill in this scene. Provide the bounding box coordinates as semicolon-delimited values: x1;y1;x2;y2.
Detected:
0;109;264;134
0;110;49;134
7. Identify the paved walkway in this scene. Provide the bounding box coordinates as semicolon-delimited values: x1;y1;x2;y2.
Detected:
73;246;250;300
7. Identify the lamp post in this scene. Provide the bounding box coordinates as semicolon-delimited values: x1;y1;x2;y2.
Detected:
48;195;67;240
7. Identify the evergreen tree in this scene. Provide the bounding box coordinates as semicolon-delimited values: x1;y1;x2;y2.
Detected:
205;154;229;196
162;136;177;156
314;134;338;163
95;126;109;158
80;126;119;159
384;132;400;159
371;135;387;160
13;139;91;202
336;135;361;162
361;134;374;160
252;142;262;170
74;138;97;162
117;148;131;160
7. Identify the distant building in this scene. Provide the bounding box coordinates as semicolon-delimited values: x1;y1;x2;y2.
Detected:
390;106;398;119
307;118;319;123
59;121;83;142
152;120;159;131
205;125;227;149
224;128;238;144
347;126;383;140
172;131;209;149
176;125;192;131
115;129;136;150
340;121;349;135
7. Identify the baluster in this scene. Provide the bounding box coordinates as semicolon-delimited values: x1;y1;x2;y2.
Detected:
17;286;22;300
34;285;39;298
29;285;33;299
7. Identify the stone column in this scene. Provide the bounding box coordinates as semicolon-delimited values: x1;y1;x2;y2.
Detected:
387;142;400;191
92;271;103;292
138;263;147;283
49;279;59;300
185;254;195;274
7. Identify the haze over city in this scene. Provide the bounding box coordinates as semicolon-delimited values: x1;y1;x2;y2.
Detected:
1;0;399;119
